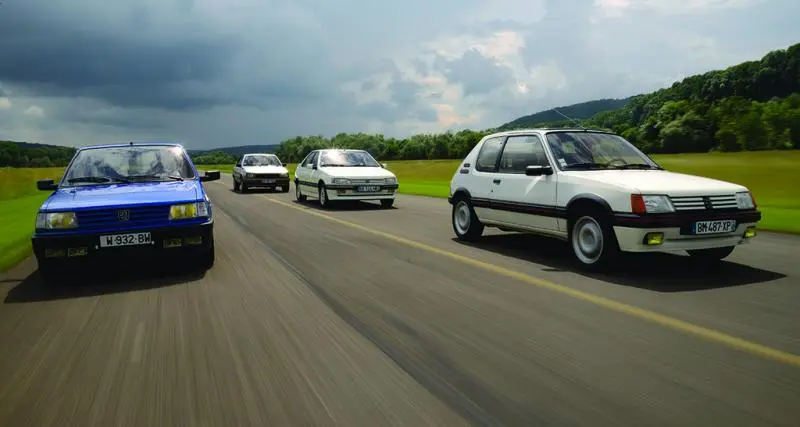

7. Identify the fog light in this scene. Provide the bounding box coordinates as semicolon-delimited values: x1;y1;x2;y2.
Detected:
744;227;757;238
644;232;664;245
184;236;203;246
45;248;65;258
164;238;182;248
67;247;88;257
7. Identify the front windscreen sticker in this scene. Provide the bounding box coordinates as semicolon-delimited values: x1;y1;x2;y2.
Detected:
558;158;567;168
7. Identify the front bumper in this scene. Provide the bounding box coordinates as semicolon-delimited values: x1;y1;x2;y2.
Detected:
326;183;399;201
243;177;290;188
611;209;761;252
32;219;214;262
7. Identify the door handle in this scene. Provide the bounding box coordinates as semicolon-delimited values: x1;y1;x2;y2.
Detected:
493;179;502;184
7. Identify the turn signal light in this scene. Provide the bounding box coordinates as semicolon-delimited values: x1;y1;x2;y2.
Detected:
631;194;646;214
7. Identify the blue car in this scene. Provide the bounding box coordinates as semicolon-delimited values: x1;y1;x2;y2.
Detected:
31;142;221;282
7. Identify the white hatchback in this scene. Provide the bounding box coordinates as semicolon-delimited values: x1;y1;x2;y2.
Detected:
232;153;291;193
294;149;399;208
448;129;761;270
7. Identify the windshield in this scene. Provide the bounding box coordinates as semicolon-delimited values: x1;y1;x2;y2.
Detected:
544;132;661;170
320;150;380;167
62;145;196;186
243;154;282;167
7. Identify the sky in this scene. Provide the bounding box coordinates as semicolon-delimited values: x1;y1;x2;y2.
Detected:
0;0;797;150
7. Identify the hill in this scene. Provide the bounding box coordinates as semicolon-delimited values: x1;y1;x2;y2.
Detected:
498;97;633;130
273;41;800;162
0;141;76;167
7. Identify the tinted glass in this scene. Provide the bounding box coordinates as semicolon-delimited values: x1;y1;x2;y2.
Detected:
63;145;195;185
243;154;281;166
320;150;380;167
498;135;549;174
545;132;659;170
475;137;504;172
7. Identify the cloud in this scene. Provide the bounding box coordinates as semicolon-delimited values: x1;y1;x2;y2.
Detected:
0;0;797;149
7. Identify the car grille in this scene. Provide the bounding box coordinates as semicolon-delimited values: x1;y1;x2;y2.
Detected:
349;179;386;184
669;194;738;211
252;173;282;179
76;205;171;230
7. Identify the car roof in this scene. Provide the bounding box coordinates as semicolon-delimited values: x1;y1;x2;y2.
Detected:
77;141;185;151
485;128;616;138
243;153;278;157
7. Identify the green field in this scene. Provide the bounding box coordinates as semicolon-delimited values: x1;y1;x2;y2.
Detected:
198;150;800;234
0;167;64;271
1;151;797;271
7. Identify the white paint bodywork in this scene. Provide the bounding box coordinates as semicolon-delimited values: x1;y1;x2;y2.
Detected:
449;129;760;254
294;149;398;202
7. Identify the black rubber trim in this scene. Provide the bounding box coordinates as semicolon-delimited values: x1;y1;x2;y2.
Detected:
610;209;761;229
296;179;398;190
471;197;568;219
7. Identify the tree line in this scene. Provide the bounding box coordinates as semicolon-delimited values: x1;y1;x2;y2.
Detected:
0;141;76;167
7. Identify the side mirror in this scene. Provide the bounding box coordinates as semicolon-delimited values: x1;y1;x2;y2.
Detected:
381;163;388;169
37;179;58;191
525;165;553;176
200;170;221;182
235;162;242;167
311;164;318;170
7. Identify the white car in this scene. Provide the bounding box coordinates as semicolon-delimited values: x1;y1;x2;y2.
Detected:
232;153;290;193
294;149;399;208
448;129;761;270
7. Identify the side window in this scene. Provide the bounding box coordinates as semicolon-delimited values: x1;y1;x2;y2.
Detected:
475;137;505;172
238;156;245;166
498;135;549;174
306;152;318;167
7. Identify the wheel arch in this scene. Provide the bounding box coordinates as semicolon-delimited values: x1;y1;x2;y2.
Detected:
565;194;613;229
449;187;473;204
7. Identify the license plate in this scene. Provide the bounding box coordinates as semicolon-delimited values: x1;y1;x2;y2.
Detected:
262;179;276;184
356;185;381;192
693;220;736;235
99;232;152;248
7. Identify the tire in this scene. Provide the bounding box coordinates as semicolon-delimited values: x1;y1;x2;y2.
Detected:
687;246;735;261
380;199;394;209
233;177;240;192
295;181;307;201
241;181;248;193
281;185;290;193
318;183;331;209
569;211;619;271
452;198;484;241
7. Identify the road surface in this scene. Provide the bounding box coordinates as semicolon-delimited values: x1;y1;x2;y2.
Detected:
1;174;799;427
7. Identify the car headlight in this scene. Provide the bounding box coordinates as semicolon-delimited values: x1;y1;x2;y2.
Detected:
280;172;289;178
332;178;351;184
631;194;674;214
245;173;254;178
169;202;210;220
36;212;78;229
735;191;756;209
385;177;397;184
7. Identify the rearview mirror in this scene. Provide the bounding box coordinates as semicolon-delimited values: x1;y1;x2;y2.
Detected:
37;179;58;191
200;170;221;182
381;163;388;169
525;165;553;176
235;162;241;167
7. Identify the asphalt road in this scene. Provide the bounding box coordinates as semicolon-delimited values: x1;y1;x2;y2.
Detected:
1;174;799;427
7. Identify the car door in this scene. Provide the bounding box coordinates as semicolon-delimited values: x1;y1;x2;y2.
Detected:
489;134;559;232
468;136;506;223
233;156;245;182
296;151;317;193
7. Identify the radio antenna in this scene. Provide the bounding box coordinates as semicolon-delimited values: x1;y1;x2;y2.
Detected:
551;107;586;130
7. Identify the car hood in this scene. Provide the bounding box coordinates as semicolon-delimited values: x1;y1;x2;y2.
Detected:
321;166;396;179
43;181;201;211
566;170;748;196
243;165;288;174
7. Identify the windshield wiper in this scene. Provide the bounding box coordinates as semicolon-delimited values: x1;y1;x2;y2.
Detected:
563;162;609;170
67;176;131;184
320;164;348;167
610;163;662;170
127;174;184;181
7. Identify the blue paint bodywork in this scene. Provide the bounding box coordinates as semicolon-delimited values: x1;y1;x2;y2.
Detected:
31;142;220;274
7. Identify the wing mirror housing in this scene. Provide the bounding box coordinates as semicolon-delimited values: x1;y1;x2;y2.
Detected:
381;163;388;169
37;179;58;191
525;165;553;176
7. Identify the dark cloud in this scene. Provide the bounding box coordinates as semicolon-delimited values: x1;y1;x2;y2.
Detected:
437;49;515;97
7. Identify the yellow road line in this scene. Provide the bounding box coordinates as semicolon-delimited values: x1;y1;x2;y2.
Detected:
261;196;800;368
